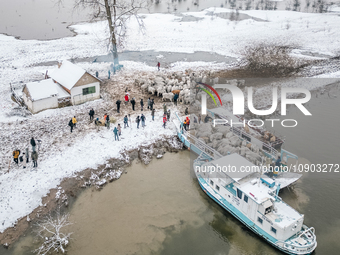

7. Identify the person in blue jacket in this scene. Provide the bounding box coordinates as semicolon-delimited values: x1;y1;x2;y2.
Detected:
113;126;119;141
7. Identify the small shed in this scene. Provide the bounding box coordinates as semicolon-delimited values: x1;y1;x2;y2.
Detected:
22;79;59;113
49;60;101;105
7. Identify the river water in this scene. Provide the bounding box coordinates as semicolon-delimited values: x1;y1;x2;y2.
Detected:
4;83;340;254
0;0;312;40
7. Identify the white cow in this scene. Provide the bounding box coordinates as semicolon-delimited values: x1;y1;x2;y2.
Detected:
162;92;173;102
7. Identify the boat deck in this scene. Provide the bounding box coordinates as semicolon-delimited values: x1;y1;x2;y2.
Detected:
173;112;302;189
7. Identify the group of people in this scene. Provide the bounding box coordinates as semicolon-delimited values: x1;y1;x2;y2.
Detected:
118;93;155;112
12;137;39;169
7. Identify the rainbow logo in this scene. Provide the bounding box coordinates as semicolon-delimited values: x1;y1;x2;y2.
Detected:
197;82;223;107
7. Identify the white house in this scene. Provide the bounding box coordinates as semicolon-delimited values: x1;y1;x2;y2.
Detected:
22;79;59;114
48;60;101;105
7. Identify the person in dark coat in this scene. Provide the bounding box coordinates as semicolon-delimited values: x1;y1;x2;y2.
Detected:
185;107;189;115
124;115;128;128
140;99;144;111
174;93;179;106
116;100;121;113
131;98;136;111
106;115;110;129
68;119;74;133
30;137;36;152
163;103;167;114
151;108;155;121
89;108;95;121
157;62;160;71
32;151;38;168
141;114;146;128
136;115;140;129
167;110;171;121
113;127;119;141
150;99;154;110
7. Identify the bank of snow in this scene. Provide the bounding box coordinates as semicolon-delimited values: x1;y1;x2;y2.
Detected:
0;112;177;233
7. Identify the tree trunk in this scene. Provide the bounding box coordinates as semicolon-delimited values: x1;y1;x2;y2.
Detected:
104;0;119;65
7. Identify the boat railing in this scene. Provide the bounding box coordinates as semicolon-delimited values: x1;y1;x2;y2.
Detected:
207;109;280;159
174;112;223;160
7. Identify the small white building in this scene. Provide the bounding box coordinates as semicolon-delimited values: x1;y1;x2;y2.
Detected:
22;79;59;114
48;60;101;105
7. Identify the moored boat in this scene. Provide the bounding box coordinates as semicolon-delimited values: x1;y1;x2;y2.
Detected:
193;153;317;255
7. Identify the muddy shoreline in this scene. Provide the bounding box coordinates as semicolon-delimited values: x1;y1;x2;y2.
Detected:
0;135;183;248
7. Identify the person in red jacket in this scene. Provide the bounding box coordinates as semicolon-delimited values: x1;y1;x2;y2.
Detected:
157;62;160;71
124;93;129;105
163;114;167;128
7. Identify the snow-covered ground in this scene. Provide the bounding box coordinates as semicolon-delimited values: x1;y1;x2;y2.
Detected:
1;8;340;235
0;109;177;232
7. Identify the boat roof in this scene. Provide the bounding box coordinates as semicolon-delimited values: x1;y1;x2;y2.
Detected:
208;153;257;182
208;107;240;123
239;179;303;227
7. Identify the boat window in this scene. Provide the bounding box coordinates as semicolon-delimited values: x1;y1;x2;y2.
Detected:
244;195;248;203
210;180;214;186
216;185;220;191
237;188;242;199
257;217;263;224
271;227;277;234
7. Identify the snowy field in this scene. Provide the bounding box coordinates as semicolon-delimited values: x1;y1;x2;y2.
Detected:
0;109;177;232
1;8;340;234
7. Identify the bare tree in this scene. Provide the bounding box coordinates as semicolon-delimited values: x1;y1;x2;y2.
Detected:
33;210;72;255
67;0;149;66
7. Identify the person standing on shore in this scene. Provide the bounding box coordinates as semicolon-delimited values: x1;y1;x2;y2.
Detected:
25;148;29;163
167;110;171;121
30;137;36;152
174;93;179;106
106;115;110;129
141;114;146;128
125;93;129;105
13;149;20;165
116;99;121;113
32;150;38;168
68;119;74;133
113;126;119;141
128;114;132;128
131;98;136;111
147;98;151;110
140;99;144;111
163;114;167;128
157;62;160;71
136;115;140;129
124;115;128;128
151;108;155;121
72;116;77;128
163;103;167;114
22;153;27;169
89;108;95;121
95;118;100;131
117;124;122;136
150;99;154;110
